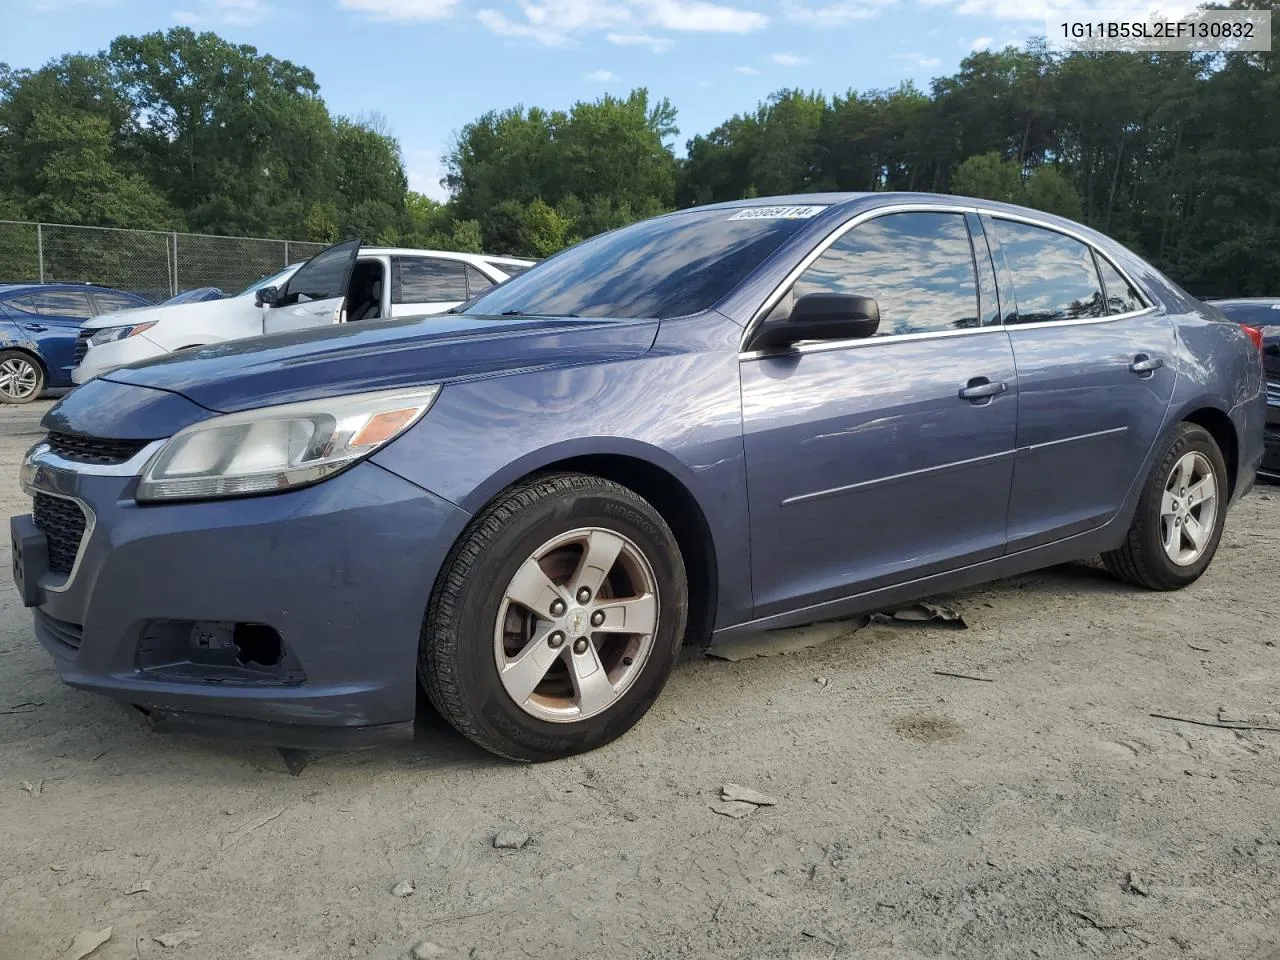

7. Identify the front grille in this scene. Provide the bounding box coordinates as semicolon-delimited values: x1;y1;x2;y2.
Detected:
34;610;83;651
46;431;149;465
73;332;90;366
1267;379;1280;405
32;493;87;576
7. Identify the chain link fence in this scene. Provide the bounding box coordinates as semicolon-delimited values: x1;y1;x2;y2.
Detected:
0;220;330;303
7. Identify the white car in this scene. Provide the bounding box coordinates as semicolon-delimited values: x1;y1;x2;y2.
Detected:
72;243;536;384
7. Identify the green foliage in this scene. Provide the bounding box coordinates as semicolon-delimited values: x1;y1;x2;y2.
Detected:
3;14;1279;295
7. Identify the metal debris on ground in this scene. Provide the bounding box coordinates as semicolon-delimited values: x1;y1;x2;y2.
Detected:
153;931;200;949
60;927;112;960
391;880;416;898
125;880;152;894
492;830;530;850
721;783;778;806
709;799;758;819
870;601;967;629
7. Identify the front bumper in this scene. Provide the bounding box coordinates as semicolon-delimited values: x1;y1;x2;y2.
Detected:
12;447;471;745
72;334;166;384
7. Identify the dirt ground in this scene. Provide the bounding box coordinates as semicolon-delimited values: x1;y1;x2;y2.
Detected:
1;398;1277;960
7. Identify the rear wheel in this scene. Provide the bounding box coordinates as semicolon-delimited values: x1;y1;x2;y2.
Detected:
1103;422;1228;590
419;473;688;762
0;350;44;404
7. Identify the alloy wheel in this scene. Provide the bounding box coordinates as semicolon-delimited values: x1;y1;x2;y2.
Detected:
1160;450;1218;566
493;526;660;723
0;356;39;401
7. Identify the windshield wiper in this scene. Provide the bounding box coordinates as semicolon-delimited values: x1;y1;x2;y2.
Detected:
501;309;580;318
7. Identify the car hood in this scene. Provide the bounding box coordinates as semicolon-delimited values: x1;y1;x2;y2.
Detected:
81;295;251;330
100;312;660;413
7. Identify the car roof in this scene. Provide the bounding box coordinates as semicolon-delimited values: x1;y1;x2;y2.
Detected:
362;247;536;264
0;282;133;297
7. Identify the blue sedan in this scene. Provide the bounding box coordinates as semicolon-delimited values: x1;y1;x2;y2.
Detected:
10;193;1268;761
0;283;150;402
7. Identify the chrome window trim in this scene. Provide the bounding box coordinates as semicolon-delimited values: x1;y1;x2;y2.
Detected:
738;202;1161;359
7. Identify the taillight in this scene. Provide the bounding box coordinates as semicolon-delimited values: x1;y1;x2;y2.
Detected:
1241;324;1264;350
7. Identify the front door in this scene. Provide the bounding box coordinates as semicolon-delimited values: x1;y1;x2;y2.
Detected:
264;239;359;336
983;215;1178;550
740;209;1019;618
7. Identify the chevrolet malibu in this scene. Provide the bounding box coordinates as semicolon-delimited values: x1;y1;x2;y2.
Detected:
11;194;1267;762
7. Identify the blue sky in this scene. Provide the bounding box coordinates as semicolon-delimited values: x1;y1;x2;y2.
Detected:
2;0;1058;200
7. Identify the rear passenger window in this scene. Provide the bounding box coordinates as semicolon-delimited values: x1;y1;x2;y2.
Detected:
788;211;980;336
1095;256;1148;315
393;257;467;303
994;220;1106;323
465;265;494;297
11;291;96;319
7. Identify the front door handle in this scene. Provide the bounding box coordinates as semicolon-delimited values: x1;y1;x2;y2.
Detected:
959;377;1008;403
22;324;47;333
1129;354;1164;375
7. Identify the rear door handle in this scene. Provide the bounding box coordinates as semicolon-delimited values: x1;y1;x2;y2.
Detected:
1129;354;1164;375
959;378;1008;402
22;324;47;332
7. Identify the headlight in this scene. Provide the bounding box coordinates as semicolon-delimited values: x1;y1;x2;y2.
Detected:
90;322;157;346
136;386;441;503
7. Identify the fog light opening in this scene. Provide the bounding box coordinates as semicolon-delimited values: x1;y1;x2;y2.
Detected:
232;623;283;667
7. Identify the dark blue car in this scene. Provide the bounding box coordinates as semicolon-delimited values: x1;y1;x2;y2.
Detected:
0;283;150;402
10;194;1269;761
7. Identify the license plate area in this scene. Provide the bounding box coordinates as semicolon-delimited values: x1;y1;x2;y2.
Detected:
10;514;49;608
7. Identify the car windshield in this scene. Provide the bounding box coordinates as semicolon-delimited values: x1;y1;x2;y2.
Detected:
461;206;824;319
234;265;297;298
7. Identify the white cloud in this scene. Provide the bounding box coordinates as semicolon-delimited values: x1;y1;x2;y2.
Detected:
771;52;810;65
170;0;270;25
970;34;994;48
405;147;449;202
339;0;458;19
895;51;942;67
585;68;620;80
638;0;767;31
477;7;573;43
734;64;760;74
472;0;765;46
922;0;1198;20
783;0;896;25
607;31;672;50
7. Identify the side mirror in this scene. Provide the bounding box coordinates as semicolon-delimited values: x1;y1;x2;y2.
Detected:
255;285;280;308
752;293;880;350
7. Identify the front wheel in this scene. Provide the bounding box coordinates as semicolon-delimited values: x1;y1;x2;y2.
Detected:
1103;422;1229;590
420;473;688;762
0;350;44;404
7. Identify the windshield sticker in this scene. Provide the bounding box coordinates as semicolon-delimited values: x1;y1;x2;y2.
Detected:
727;205;827;221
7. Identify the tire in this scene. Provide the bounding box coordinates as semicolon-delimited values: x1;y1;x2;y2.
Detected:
1103;422;1229;590
419;472;689;762
0;350;45;404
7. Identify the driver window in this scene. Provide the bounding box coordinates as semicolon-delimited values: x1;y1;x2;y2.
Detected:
774;212;980;335
282;240;358;305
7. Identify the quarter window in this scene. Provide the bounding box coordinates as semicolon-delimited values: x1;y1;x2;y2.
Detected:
92;292;144;314
10;291;95;319
1095;256;1147;315
785;211;980;336
994;220;1106;323
394;257;468;303
465;265;495;297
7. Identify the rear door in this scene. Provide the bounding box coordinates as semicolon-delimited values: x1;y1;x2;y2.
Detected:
263;239;359;335
8;290;95;385
388;256;470;316
988;214;1178;550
